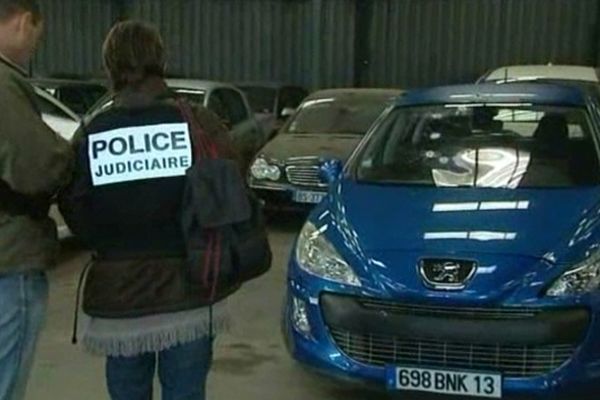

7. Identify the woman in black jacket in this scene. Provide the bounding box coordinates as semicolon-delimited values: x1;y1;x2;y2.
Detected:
60;21;241;400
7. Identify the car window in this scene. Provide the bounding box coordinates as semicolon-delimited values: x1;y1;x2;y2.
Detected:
493;110;585;139
239;86;276;114
212;89;249;126
356;104;600;188
35;92;77;121
278;87;308;115
207;90;229;122
56;85;107;115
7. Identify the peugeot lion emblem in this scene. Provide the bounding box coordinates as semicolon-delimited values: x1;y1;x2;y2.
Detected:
419;259;477;290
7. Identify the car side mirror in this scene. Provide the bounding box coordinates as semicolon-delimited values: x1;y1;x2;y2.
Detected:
280;107;296;120
319;159;344;184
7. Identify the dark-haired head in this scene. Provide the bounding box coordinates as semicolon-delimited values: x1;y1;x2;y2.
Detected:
103;20;166;91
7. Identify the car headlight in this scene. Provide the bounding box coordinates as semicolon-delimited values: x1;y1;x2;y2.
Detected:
295;221;361;287
250;158;281;181
547;251;600;296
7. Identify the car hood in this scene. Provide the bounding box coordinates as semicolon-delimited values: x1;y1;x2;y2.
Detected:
322;181;600;301
260;133;363;162
332;181;600;257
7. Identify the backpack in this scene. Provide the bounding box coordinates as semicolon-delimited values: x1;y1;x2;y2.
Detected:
178;99;272;302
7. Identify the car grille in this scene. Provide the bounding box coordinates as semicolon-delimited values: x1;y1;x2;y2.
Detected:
286;165;325;187
329;328;575;378
284;158;327;187
359;299;541;320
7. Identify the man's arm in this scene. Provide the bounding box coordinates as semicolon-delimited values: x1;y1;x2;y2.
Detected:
0;74;73;196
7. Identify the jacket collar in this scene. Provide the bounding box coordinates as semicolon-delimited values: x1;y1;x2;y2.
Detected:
0;51;28;77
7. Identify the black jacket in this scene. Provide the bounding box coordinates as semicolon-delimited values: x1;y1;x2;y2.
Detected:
60;81;244;318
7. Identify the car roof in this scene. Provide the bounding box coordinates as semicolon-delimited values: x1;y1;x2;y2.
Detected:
236;81;303;89
396;83;588;107
165;79;239;91
484;65;599;83
306;88;403;100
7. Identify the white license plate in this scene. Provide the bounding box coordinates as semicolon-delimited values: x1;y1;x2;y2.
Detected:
292;190;326;204
389;366;502;398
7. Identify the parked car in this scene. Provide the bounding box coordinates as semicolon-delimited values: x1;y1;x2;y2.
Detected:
237;82;308;138
248;88;402;210
88;79;265;163
31;78;107;116
479;64;599;84
479;64;600;104
283;83;600;399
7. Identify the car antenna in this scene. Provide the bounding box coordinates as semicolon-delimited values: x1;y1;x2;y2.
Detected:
504;67;508;83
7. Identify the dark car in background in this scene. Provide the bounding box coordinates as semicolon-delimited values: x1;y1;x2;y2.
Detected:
31;78;108;116
248;88;402;210
238;82;308;139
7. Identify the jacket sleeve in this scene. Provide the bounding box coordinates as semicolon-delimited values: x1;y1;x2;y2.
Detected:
0;73;73;196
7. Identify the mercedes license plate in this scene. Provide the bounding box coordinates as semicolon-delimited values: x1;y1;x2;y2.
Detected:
292;190;326;204
388;366;502;398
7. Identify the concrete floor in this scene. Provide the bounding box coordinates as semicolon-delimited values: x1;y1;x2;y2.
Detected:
26;218;427;400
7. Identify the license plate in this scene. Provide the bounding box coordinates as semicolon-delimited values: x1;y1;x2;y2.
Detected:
388;366;502;398
292;190;326;204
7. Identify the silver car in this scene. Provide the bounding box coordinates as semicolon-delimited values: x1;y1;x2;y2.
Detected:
89;79;266;160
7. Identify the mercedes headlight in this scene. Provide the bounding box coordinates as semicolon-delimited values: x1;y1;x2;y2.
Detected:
250;157;281;181
547;251;600;296
295;222;361;287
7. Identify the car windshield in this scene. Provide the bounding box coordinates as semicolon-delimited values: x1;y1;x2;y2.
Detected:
285;95;391;135
356;104;600;188
239;86;277;113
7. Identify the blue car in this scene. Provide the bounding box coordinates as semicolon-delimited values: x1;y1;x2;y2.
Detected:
283;83;600;399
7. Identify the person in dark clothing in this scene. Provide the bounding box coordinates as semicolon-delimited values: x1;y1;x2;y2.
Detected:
60;21;241;400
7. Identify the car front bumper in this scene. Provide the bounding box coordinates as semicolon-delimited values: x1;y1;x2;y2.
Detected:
283;261;600;400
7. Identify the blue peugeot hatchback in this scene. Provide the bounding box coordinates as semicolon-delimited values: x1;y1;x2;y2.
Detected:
283;83;600;399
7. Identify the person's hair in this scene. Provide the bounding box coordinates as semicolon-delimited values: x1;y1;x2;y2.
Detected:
0;0;41;23
102;20;166;91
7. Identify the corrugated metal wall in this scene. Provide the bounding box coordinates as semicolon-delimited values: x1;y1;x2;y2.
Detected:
365;0;600;88
32;0;600;89
126;0;316;87
33;0;116;77
319;0;355;88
